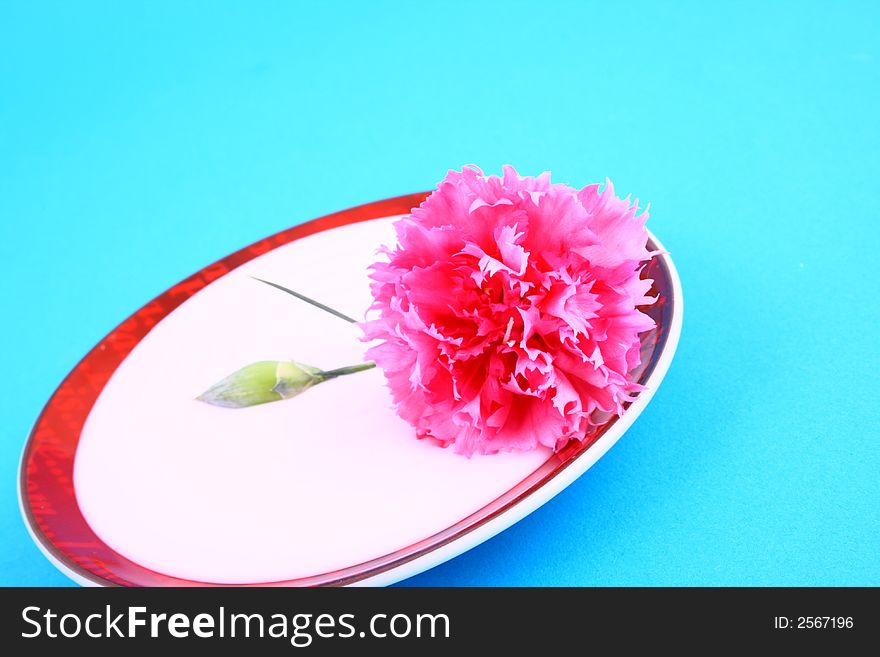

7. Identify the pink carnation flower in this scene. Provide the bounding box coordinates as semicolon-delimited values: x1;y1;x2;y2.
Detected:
361;165;657;456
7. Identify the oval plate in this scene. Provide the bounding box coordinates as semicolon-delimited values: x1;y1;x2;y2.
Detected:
19;192;682;586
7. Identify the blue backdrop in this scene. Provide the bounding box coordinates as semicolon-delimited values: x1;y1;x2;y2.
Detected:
2;1;878;586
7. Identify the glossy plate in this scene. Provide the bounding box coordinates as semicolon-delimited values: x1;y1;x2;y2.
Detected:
19;192;682;586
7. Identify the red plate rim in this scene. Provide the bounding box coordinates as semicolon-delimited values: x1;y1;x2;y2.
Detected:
19;192;677;586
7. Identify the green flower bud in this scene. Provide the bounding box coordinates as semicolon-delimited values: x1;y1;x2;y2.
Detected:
197;360;322;409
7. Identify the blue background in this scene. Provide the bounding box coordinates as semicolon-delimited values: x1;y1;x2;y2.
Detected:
1;1;878;586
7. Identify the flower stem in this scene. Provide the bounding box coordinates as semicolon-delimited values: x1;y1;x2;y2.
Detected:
319;362;377;380
250;276;357;324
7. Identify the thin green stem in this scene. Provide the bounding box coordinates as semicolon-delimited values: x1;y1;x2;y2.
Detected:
251;277;357;324
319;362;377;380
